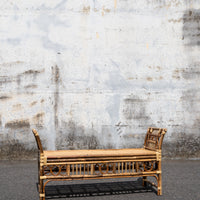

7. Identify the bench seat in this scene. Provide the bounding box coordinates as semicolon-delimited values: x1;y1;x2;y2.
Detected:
44;148;156;159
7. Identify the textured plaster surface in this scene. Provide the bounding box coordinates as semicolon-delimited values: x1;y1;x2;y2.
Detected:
0;0;200;159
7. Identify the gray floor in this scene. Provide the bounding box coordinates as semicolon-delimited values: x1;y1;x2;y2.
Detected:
0;160;199;200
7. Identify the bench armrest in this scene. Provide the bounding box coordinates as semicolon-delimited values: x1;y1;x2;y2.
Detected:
32;129;43;154
144;127;167;151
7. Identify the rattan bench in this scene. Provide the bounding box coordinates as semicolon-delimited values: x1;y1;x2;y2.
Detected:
32;127;167;200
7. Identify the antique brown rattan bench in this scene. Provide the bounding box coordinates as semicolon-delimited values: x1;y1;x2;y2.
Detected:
32;127;167;200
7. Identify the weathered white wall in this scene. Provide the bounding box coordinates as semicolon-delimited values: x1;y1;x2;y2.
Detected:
0;0;200;159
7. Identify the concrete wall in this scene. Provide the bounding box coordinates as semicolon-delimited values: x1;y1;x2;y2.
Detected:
0;0;200;159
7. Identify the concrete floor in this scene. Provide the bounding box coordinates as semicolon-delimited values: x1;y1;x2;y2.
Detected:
0;160;199;200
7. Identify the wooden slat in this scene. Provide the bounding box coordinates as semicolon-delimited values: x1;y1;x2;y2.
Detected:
44;171;158;179
91;164;93;175
67;165;70;176
79;164;82;174
76;164;78;175
46;155;157;163
44;158;157;166
113;163;116;173
146;133;160;137
148;140;157;144
145;146;157;151
87;164;89;174
72;164;74;175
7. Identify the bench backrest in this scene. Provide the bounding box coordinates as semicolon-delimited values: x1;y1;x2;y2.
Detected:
32;129;43;154
144;127;167;151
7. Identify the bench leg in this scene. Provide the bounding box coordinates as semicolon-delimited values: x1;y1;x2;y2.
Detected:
157;159;162;195
142;176;147;187
157;173;162;195
39;179;45;200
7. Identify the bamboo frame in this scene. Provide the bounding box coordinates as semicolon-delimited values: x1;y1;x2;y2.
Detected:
32;127;167;200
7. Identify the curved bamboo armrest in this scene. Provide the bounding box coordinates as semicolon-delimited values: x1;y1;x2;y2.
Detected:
32;129;43;154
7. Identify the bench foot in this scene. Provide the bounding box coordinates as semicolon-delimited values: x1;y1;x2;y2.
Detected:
157;174;162;195
39;179;45;200
39;193;45;200
157;189;162;196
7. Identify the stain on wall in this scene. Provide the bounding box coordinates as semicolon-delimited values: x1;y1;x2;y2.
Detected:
0;96;11;100
5;120;30;129
0;140;37;160
12;104;22;111
163;134;200;158
22;69;44;76
82;6;90;14
183;9;200;46
182;62;200;79
123;95;151;124
0;76;13;85
52;65;60;142
0;115;2;127
56;120;99;150
30;101;37;106
24;84;37;89
32;113;45;128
